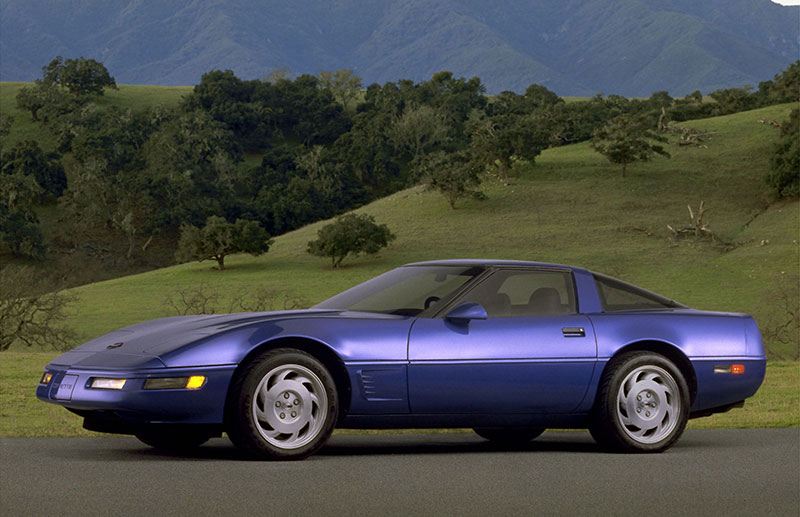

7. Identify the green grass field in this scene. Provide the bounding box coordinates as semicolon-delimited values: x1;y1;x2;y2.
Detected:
0;85;797;436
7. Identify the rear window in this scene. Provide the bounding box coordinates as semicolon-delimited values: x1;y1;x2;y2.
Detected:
593;274;685;312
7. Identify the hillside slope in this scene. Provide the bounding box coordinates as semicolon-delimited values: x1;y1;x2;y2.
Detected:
1;0;797;95
52;103;799;359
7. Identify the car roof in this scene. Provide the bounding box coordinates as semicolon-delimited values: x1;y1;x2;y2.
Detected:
404;259;575;270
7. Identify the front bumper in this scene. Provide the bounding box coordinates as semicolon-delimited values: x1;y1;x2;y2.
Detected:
37;365;237;425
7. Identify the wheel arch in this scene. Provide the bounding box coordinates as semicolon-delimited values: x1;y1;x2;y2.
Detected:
606;341;697;405
225;336;352;421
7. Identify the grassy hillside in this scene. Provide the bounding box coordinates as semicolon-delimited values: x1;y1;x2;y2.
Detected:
0;82;192;149
1;102;798;437
47;102;799;355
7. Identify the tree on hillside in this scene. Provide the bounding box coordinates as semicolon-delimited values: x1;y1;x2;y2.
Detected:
15;81;69;122
2;140;67;199
591;115;669;177
307;213;395;268
175;216;273;270
414;150;483;209
0;266;77;351
770;61;800;103
389;105;451;160
468;113;550;183
709;87;757;115
0;113;12;156
42;56;117;96
0;172;46;259
318;69;363;110
766;108;799;197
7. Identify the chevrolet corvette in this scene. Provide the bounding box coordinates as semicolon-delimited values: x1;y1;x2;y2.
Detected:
37;260;766;459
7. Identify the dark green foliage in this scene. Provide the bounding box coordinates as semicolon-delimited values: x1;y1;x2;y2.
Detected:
2;140;67;198
415;151;483;209
0;211;46;260
175;216;273;270
318;69;363;110
769;61;800;103
143;109;241;227
468;111;551;182
307;213;395;268
709;87;759;116
42;56;117;96
0;150;49;259
591;115;670;177
767;108;799;197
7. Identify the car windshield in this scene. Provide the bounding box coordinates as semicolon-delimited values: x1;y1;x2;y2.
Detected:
314;265;485;316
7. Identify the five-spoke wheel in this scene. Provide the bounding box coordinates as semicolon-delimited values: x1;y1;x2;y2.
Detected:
590;352;689;453
226;348;338;460
252;363;328;450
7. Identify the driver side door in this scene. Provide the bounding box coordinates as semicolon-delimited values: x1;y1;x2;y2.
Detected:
407;268;597;414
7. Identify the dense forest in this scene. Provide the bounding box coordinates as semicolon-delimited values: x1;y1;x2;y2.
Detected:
1;58;798;284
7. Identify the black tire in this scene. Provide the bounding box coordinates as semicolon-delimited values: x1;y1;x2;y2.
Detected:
589;351;689;453
225;348;338;460
135;427;212;451
473;427;545;443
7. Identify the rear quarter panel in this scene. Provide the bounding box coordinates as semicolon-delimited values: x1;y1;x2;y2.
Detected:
588;310;766;412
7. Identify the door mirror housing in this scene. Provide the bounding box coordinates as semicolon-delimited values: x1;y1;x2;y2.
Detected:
445;302;488;323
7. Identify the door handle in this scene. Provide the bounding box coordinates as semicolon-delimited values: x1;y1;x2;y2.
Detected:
562;327;585;338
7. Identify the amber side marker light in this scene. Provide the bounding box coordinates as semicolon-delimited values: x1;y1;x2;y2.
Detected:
714;364;746;374
40;373;53;385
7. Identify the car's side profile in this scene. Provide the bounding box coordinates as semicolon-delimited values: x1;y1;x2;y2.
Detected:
37;260;766;459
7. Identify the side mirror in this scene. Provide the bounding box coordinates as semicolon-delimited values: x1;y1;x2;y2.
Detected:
445;302;488;323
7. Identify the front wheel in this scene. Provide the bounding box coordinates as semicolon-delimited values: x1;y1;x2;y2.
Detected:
225;349;338;460
589;352;689;453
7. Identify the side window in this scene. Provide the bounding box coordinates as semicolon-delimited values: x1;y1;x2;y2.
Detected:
461;269;577;318
593;274;684;312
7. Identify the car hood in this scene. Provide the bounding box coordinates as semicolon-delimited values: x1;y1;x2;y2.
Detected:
49;309;343;370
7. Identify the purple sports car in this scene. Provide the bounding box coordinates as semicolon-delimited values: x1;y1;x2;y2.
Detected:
37;260;766;459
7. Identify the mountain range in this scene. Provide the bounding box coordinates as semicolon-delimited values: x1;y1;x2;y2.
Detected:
1;0;798;96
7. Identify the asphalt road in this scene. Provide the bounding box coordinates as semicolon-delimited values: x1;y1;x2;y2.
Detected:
1;429;798;516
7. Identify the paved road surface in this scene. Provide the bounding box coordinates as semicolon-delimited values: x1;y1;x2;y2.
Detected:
2;429;798;516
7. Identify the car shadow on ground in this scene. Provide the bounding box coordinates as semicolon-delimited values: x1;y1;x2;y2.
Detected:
63;431;604;462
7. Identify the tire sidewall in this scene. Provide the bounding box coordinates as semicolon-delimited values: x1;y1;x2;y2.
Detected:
227;349;339;460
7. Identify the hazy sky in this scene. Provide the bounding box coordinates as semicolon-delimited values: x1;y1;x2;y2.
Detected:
773;0;800;5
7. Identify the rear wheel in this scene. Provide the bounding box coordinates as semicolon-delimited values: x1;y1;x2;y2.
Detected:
226;348;338;460
473;427;545;443
590;352;689;453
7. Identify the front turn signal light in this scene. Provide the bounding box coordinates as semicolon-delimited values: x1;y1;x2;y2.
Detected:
185;376;206;389
40;372;53;385
143;376;206;390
